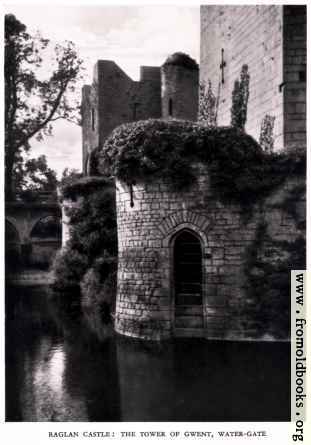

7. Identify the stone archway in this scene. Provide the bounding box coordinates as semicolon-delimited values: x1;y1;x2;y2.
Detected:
5;219;21;270
29;215;62;269
30;215;62;239
172;229;204;336
160;213;212;338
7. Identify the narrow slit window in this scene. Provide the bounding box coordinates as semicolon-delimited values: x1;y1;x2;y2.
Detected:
299;68;306;82
91;108;95;131
169;98;173;116
133;103;139;120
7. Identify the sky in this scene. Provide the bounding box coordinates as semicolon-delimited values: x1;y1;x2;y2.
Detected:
4;4;200;177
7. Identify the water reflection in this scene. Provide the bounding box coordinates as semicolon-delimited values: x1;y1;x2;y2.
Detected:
5;286;290;422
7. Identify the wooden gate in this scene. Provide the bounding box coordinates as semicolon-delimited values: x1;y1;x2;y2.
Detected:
173;230;203;337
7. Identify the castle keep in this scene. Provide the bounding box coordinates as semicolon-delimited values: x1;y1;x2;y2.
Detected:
82;53;199;174
78;6;306;341
200;5;306;150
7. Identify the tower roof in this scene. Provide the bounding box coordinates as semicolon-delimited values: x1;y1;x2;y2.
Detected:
163;52;198;70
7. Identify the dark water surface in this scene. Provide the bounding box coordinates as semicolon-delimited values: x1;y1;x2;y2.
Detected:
6;286;290;422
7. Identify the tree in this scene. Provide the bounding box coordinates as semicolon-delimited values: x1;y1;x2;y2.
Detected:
15;154;58;194
5;14;84;198
231;64;250;130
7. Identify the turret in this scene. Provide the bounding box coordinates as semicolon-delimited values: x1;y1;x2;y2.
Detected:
161;52;199;121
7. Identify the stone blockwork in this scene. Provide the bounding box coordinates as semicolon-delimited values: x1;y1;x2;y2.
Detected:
200;5;306;151
283;5;306;150
161;61;199;120
115;165;305;341
82;62;161;174
82;53;199;174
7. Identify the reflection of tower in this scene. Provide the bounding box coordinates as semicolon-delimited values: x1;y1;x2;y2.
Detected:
161;52;199;120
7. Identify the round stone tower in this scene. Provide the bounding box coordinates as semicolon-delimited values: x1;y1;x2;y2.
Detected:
101;120;283;342
161;52;199;121
115;169;212;341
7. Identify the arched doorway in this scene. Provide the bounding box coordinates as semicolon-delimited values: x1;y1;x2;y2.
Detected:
173;230;203;336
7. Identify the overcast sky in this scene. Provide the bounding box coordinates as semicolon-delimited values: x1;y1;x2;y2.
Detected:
5;4;200;177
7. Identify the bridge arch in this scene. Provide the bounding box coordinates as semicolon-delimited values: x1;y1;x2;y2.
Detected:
5;219;21;269
5;219;20;243
5;216;21;239
30;214;62;239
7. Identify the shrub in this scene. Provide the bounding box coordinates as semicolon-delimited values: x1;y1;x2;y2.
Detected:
81;255;117;323
52;175;118;316
52;248;88;292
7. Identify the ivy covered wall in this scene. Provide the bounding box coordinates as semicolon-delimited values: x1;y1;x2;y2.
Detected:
98;119;305;340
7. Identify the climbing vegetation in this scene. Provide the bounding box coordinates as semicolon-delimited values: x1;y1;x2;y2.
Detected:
243;224;305;338
98;119;305;208
230;64;250;130
259;114;276;152
198;80;218;127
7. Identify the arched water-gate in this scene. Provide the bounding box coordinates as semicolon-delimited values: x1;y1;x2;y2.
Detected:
171;229;204;335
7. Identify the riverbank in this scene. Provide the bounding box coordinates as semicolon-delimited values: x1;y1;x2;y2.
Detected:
6;269;55;286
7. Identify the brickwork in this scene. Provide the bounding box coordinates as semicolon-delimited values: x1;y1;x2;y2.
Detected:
115;164;305;340
283;5;306;149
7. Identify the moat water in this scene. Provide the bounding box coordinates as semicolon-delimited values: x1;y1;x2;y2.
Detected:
6;286;290;422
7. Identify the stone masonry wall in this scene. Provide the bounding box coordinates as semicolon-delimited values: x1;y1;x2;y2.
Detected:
82;61;161;174
115;164;305;340
161;64;199;120
200;5;284;149
81;85;98;174
283;5;306;150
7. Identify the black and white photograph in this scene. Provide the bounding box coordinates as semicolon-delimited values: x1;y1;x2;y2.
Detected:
2;0;308;440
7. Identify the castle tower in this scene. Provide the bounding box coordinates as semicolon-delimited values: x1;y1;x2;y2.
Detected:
161;52;199;121
200;5;306;151
81;61;161;174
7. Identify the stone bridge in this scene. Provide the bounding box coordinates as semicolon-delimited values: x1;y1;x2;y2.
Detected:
5;192;62;271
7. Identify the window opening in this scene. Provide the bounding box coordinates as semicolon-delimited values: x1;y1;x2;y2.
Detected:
169;98;173;116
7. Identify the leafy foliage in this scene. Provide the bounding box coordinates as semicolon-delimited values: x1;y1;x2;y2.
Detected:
243;226;306;338
259;114;276;152
231;65;250;130
15;154;57;193
5;14;84;197
198;80;217;128
98;119;306;208
60;173;110;201
163;52;198;70
53;177;117;316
